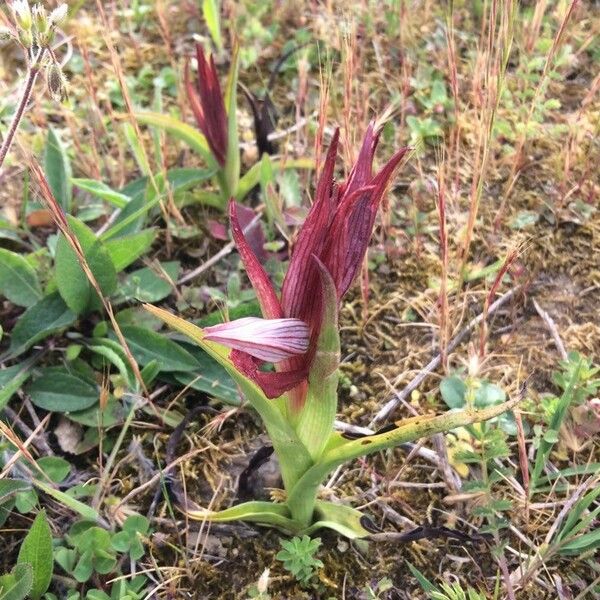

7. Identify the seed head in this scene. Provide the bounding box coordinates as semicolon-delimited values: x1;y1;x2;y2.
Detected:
0;26;15;42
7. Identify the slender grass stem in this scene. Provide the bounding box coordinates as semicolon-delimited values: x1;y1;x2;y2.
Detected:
0;49;45;171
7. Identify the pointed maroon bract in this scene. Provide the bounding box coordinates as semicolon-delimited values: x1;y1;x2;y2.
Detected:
225;121;408;403
185;44;228;167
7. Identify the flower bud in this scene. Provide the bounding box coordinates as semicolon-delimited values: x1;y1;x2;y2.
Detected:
257;568;270;594
18;27;34;48
46;63;68;101
32;3;53;46
32;3;48;33
0;26;15;42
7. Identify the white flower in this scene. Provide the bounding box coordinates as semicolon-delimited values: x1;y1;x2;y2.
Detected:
257;568;270;594
49;3;68;25
10;0;32;30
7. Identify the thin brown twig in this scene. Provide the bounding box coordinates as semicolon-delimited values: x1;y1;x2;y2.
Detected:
371;287;520;426
532;299;568;361
177;213;262;285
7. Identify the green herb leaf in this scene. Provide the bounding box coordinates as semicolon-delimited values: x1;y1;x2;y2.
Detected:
119;325;199;372
27;367;98;412
0;563;33;600
0;362;33;411
54;216;117;314
103;229;156;272
72;179;131;209
45;127;72;212
119;261;180;303
8;293;76;358
17;511;53;600
0;248;42;307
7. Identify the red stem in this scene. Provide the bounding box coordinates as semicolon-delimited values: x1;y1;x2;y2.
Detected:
0;52;44;172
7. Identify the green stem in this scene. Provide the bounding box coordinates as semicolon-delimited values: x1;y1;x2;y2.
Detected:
287;398;520;525
91;396;139;509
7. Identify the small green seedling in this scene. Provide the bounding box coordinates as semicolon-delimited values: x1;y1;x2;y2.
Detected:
276;535;323;586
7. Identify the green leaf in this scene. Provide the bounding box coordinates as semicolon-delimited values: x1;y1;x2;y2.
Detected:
202;0;222;50
440;376;466;408
133;112;214;165
0;479;31;527
174;343;239;404
0;480;30;504
8;293;76;358
17;511;53;600
44;127;72;212
105;188;148;238
174;363;240;405
222;44;240;198
286;397;521;527
103;229;156;272
474;382;506;407
0;563;33;600
54;216;117;314
27;367;98;412
119;325;199;372
123;122;151;176
0;249;42;307
66;397;124;428
53;547;77;574
407;561;438;593
87;338;135;389
559;528;600;554
103;168;217;239
0;362;34;411
303;500;371;539
119;261;180;303
235;158;314;202
72;179;131;209
186;500;302;532
36;457;71;483
34;481;101;522
295;263;339;461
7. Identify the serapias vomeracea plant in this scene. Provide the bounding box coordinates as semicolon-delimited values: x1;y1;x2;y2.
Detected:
144;122;519;539
134;43;312;210
184;43;240;201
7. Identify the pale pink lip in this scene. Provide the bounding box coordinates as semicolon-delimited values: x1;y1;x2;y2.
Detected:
204;317;310;363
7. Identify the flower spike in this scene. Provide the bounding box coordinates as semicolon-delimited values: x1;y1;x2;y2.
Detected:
185;44;228;166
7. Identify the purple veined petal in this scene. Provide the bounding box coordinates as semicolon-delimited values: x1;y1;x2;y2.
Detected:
184;60;207;133
204;317;310;363
324;146;410;299
340;121;379;198
281;129;340;322
322;185;376;299
229;200;283;320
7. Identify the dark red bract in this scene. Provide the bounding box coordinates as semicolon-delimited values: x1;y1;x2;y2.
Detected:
185;44;228;167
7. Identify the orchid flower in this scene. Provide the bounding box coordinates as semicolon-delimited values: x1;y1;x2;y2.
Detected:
134;44;315;211
227;123;409;405
185;44;228;167
184;43;240;200
144;119;518;540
